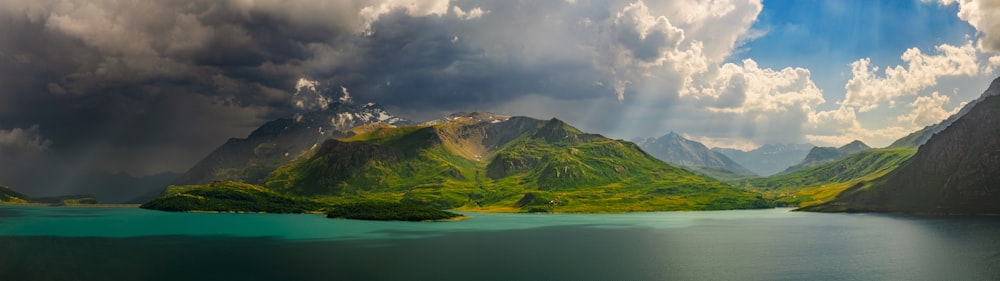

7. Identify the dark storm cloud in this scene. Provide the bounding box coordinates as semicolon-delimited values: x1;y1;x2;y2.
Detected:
0;0;776;195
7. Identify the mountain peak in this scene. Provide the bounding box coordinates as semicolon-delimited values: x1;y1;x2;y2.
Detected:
421;111;511;126
985;76;1000;98
838;140;871;154
662;131;684;139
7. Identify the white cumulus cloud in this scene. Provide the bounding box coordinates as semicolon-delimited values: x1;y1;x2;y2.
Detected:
897;91;964;126
843;41;981;112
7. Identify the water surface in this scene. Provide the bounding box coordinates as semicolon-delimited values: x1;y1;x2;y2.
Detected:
1;206;998;280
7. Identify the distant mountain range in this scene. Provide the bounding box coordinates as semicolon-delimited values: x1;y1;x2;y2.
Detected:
173;101;412;186
782;140;871;173
733;147;915;207
804;78;1000;214
0;185;99;205
714;143;815;176
634;132;755;179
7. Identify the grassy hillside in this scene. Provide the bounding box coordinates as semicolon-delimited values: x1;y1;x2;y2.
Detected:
266;116;771;213
803;95;1000;214
326;201;463;221
141;181;325;213
731;148;916;207
0;186;30;203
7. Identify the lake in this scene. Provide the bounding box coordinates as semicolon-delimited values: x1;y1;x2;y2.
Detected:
1;206;998;280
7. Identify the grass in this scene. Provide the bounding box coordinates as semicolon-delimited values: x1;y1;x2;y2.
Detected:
263;117;772;213
140;181;326;213
730;148;916;207
326;201;463;221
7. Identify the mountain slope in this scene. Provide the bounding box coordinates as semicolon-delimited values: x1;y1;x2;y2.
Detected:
889;77;1000;148
636;132;756;179
783;140;871;173
714;143;814;176
803;94;1000;214
733;148;916;206
0;186;30;203
174;101;411;186
141;181;323;213
265;113;770;212
0;185;100;205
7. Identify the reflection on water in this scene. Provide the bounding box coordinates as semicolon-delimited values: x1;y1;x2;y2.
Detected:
1;206;999;281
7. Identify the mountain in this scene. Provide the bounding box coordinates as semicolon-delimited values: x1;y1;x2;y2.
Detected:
803;90;1000;214
173;101;411;186
0;185;100;205
782;140;871;173
141;181;323;213
261;112;770;212
713;143;815;176
889;77;1000;148
0;186;30;203
635;132;756;180
733;148;915;207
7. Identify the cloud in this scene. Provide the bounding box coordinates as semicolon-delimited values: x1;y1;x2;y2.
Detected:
359;0;451;35
452;6;488;20
804;105;912;147
935;0;1000;52
0;125;51;155
291;78;331;112
0;125;52;185
897;91;964;126
2;0;991;193
842;40;981;112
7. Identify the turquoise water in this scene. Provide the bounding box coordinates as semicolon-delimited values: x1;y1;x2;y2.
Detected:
1;206;999;280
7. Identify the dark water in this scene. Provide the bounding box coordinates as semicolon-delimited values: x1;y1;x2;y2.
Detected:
1;207;999;281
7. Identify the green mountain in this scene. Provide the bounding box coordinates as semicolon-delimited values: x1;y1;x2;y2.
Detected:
264;112;771;213
732;148;915;206
803;93;1000;214
0;186;30;203
174;101;411;186
140;181;324;213
635;132;756;180
0;185;100;205
782;140;871;173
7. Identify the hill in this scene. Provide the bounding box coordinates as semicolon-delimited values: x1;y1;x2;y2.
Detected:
0;185;100;205
803;93;1000;214
140;181;324;213
732;148;916;207
173;101;411;186
782;140;871;173
0;186;30;203
264;113;771;213
635;132;756;180
713;143;815;176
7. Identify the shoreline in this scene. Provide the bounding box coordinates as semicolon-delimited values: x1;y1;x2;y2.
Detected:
0;202;142;208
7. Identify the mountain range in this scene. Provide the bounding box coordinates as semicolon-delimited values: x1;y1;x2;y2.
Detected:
713;143;815;176
803;83;1000;214
147;112;771;213
781;140;871;173
173;101;411;186
634;132;755;179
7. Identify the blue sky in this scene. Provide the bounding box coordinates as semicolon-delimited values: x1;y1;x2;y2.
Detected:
739;0;977;111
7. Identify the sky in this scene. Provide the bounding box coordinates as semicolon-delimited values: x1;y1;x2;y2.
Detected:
1;0;1000;194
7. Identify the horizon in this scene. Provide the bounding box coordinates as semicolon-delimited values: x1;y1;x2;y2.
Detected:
1;0;998;195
